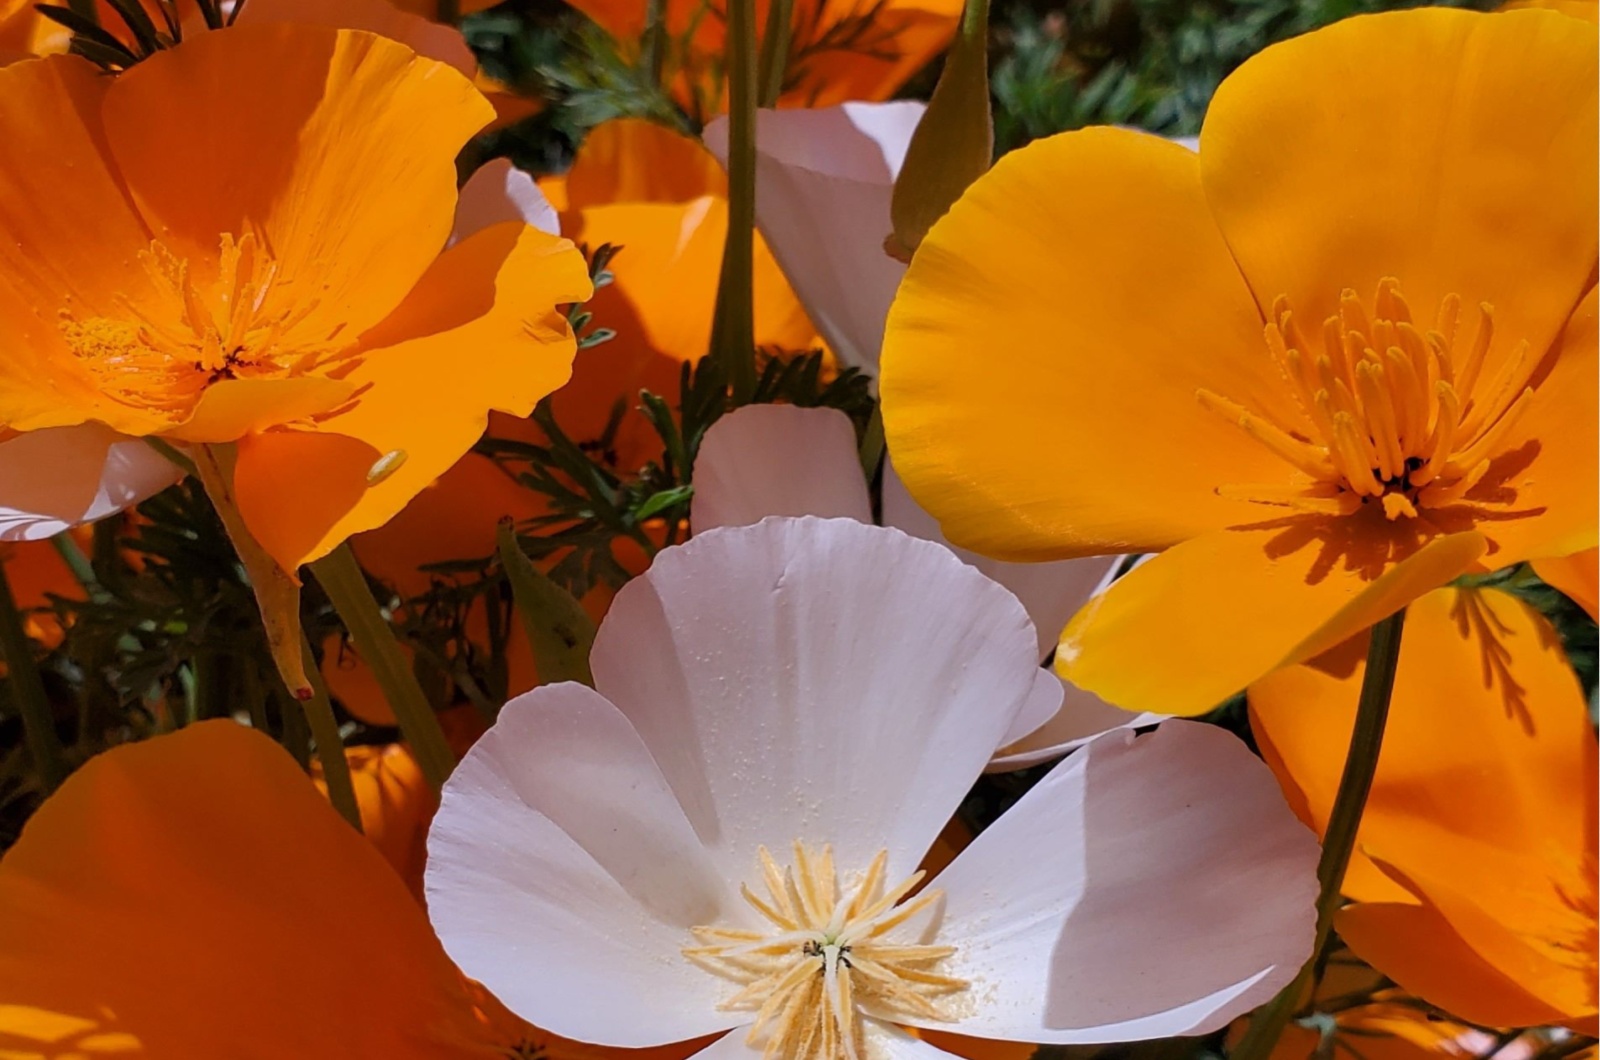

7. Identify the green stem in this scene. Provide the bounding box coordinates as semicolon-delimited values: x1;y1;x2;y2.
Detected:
709;0;758;404
0;559;66;791
643;0;667;88
308;544;455;791
1230;608;1408;1060
296;635;363;833
756;0;793;107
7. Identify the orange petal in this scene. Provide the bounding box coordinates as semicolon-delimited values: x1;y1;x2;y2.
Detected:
880;128;1289;562
1337;901;1572;1028
1535;547;1600;620
1253;585;1598;1022
102;24;492;351
235;223;588;570
0;721;500;1054
166;376;359;444
232;429;381;574
782;0;961;106
1200;7;1597;388
314;743;434;901
0;56;168;434
1057;516;1486;715
563;118;729;208
1253;586;1594;888
320;631;399;727
1468;286;1597;568
235;0;478;75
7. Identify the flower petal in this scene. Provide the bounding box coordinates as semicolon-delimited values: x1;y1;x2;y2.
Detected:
234;0;478;74
880;128;1284;561
987;674;1159;772
1534;547;1599;620
1201;7;1597;379
917;722;1318;1042
453;158;562;245
0;55;168;434
1251;585;1595;903
704;102;922;370
1468;285;1597;568
103;24;492;350
1336;902;1570;1029
234;222;588;570
1059;518;1487;716
0;423;177;541
426;683;739;1045
590;516;1041;884
690;405;871;532
0;721;500;1055
881;462;1119;661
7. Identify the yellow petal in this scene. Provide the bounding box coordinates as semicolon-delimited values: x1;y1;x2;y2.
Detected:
881;128;1288;561
1057;518;1485;715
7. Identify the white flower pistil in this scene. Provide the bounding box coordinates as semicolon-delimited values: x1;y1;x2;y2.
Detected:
685;842;967;1060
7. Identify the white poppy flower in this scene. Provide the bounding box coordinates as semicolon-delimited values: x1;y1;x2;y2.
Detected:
426;516;1319;1059
690;404;1160;766
0;423;178;541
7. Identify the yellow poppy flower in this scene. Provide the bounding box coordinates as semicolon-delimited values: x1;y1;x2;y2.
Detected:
880;8;1597;715
0;24;589;579
0;720;707;1059
565;0;961;116
1251;585;1597;1031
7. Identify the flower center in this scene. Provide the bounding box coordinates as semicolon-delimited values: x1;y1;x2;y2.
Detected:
685;842;966;1060
58;232;346;417
1198;278;1543;520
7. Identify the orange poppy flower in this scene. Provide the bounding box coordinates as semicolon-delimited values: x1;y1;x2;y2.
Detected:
0;720;707;1059
1251;585;1597;1030
539;118;815;471
0;24;589;580
880;8;1597;715
0;539;81;650
565;0;961;116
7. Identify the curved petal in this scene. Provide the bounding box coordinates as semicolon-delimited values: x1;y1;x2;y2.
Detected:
880;128;1285;561
234;223;588;570
690;405;871;532
0;55;167;434
1251;585;1595;902
103;24;492;350
0;721;500;1056
564;118;730;208
1534;547;1599;620
995;667;1067;751
1200;7;1597;380
453;159;562;244
1336;902;1571;1029
589;517;1041;885
987;674;1159;772
881;462;1119;661
426;683;740;1046
317;742;432;901
917;722;1318;1042
685;1018;963;1060
1470;286;1598;567
1058;518;1487;716
0;424;177;540
234;0;478;74
704;102;922;370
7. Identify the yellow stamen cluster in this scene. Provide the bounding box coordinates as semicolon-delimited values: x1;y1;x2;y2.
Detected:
685;843;966;1060
1199;278;1542;520
59;232;346;417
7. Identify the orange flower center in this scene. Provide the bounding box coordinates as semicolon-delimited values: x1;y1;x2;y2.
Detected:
58;232;347;417
1199;278;1542;520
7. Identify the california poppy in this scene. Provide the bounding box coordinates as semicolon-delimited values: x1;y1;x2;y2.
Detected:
1251;584;1597;1031
880;8;1597;715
